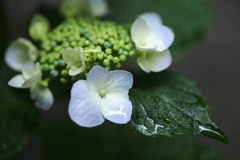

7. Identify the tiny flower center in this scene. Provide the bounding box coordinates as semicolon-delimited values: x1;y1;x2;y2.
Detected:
139;41;146;46
99;89;106;97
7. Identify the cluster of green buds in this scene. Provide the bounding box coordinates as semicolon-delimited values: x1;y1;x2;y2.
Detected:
38;17;136;84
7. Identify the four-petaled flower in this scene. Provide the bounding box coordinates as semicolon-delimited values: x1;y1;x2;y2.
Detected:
8;62;54;110
68;65;133;127
131;12;174;73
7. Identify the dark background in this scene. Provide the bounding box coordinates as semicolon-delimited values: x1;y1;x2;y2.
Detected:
2;0;239;159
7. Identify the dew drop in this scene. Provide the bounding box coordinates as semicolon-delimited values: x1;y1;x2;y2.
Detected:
155;98;159;102
155;105;159;109
158;114;162;119
163;117;173;123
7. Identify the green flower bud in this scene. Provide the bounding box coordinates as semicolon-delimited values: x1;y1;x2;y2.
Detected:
103;59;110;66
120;55;126;61
105;48;112;54
29;14;50;41
60;78;67;83
50;70;59;77
113;57;119;63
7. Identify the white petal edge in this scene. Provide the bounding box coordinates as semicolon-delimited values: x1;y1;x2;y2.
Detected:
137;50;172;73
8;74;25;88
30;85;54;110
101;90;132;124
151;25;175;52
22;72;42;88
5;39;31;71
69;80;104;127
139;12;163;26
22;62;38;79
105;70;133;92
87;65;112;91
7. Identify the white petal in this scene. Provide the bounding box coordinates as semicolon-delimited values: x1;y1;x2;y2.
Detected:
87;65;112;91
137;50;172;73
8;74;25;88
105;70;133;92
131;18;157;51
152;25;174;52
22;72;42;88
139;12;163;26
30;85;54;110
62;48;81;68
5;38;37;71
69;80;104;127
101;90;132;124
89;0;108;17
22;62;38;79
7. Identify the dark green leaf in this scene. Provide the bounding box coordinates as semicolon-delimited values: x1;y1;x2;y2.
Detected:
36;119;224;160
0;82;40;160
106;0;211;60
129;71;228;144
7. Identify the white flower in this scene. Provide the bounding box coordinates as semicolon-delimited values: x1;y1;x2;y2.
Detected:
68;65;133;127
62;48;101;76
62;48;86;76
131;12;174;73
8;62;54;110
30;84;54;110
8;62;42;88
5;38;38;72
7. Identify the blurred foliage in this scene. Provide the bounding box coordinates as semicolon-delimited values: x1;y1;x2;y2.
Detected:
36;118;224;160
106;0;211;60
0;81;40;160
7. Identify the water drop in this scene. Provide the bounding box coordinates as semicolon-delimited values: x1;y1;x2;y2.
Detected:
155;105;159;109
163;117;173;123
170;124;175;128
155;98;159;102
163;107;167;111
158;114;162;119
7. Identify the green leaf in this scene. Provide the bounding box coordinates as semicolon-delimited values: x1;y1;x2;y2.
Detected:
0;82;40;160
106;0;211;60
129;71;228;144
36;119;224;160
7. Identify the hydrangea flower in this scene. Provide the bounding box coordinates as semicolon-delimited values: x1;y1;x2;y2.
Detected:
5;38;38;72
8;62;54;110
131;12;174;73
30;84;54;110
62;48;86;76
8;62;42;88
68;65;133;127
62;47;101;76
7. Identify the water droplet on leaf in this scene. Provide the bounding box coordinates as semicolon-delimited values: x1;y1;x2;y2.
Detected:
164;117;173;123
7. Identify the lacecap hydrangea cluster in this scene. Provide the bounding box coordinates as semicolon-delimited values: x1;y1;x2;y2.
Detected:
5;0;174;128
